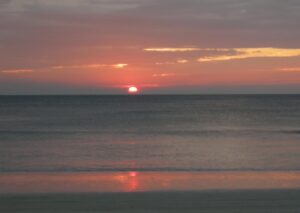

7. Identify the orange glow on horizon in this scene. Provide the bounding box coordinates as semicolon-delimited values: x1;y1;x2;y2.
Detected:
6;46;300;92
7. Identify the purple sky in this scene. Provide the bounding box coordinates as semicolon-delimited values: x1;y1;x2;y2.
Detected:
1;0;300;94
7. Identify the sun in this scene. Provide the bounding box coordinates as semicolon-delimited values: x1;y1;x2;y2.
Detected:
128;86;139;94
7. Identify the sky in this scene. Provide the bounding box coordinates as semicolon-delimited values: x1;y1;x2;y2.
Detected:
0;0;300;94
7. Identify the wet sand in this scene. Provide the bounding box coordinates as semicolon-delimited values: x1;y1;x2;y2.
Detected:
1;190;300;213
1;171;300;193
1;172;300;212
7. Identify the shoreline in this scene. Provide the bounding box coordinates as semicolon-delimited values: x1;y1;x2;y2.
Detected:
1;171;300;194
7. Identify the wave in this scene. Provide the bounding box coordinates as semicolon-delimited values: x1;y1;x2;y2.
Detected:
0;129;299;136
1;167;300;173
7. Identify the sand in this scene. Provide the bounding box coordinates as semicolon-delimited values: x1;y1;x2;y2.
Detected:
1;190;300;213
1;172;300;212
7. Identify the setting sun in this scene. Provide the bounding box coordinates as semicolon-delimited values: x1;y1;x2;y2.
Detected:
128;86;139;94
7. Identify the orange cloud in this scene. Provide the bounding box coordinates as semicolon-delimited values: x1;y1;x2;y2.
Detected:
198;48;300;62
155;62;176;65
113;64;128;69
144;47;200;52
1;69;33;74
52;63;128;70
116;83;160;88
145;48;231;53
153;73;176;78
177;59;188;64
155;59;188;65
279;67;300;72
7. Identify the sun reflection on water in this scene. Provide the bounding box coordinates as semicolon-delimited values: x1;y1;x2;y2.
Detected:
114;171;139;192
1;172;300;194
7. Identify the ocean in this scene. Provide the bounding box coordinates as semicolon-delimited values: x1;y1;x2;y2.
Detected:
1;95;299;173
1;95;300;213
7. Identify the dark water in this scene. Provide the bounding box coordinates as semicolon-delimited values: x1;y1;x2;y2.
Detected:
0;95;299;172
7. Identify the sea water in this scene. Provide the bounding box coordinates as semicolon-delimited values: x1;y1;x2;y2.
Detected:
0;95;300;173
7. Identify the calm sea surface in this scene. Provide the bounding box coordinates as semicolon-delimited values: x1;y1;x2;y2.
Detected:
0;95;299;172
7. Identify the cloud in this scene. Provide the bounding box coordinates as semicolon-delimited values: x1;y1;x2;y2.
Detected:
0;0;11;7
113;64;128;69
149;47;300;64
1;69;33;74
144;48;201;52
152;73;176;78
279;67;300;72
198;48;300;62
177;59;188;64
155;62;175;65
1;0;300;70
155;59;188;65
1;63;128;75
51;64;106;69
145;48;234;53
52;63;128;69
116;83;160;88
1;0;144;14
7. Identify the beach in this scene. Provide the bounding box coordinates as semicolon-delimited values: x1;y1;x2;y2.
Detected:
1;190;300;213
1;171;300;212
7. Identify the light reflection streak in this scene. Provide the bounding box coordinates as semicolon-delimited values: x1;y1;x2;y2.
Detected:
114;172;139;192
